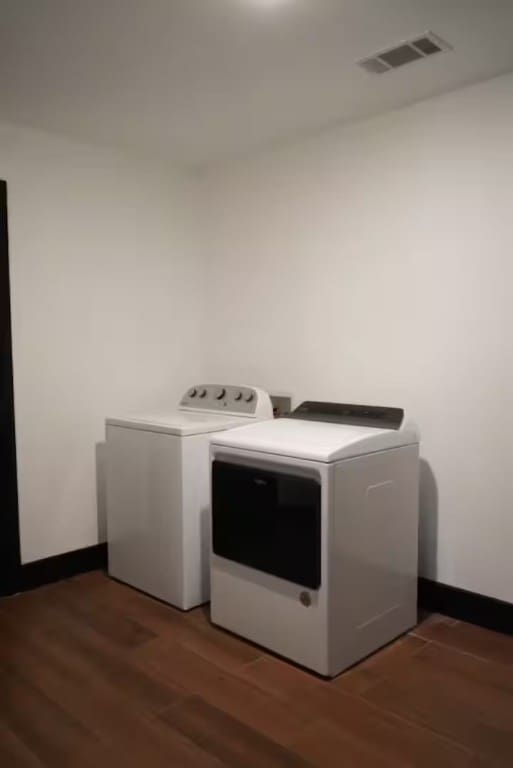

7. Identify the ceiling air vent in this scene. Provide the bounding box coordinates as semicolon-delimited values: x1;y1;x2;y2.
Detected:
358;31;451;75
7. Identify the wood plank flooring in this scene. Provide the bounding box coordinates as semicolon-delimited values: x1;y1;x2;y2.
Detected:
1;573;512;767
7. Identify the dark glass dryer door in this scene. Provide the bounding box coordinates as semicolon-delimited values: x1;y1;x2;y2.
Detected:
212;460;321;589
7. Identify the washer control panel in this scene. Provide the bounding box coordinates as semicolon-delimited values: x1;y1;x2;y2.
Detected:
179;384;269;417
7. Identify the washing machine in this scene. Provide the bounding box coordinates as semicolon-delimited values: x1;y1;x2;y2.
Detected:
105;384;273;610
210;400;419;677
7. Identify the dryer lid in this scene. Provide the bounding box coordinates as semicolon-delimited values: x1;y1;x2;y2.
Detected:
211;413;417;463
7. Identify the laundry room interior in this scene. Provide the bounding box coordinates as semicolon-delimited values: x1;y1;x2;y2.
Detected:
1;2;513;766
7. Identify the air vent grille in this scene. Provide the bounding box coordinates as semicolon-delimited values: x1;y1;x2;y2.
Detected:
358;31;451;75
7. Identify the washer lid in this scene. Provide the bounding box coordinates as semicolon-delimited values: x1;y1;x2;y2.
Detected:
106;410;253;436
210;417;418;462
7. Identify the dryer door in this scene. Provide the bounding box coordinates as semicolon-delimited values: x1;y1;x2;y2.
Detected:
212;460;321;589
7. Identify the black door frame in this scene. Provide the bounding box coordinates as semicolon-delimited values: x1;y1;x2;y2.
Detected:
0;180;22;595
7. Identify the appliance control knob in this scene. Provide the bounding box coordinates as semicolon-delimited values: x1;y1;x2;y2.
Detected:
245;392;255;403
188;388;197;398
198;388;207;398
215;388;226;400
234;391;243;401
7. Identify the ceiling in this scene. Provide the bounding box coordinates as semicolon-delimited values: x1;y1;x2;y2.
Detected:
1;0;513;169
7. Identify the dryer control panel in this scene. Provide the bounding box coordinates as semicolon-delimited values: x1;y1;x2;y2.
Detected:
179;384;273;419
290;401;404;429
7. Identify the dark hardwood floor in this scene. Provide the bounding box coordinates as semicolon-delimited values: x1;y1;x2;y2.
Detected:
1;572;513;767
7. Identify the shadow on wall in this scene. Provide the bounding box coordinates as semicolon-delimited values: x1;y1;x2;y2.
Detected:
96;442;107;542
418;458;438;580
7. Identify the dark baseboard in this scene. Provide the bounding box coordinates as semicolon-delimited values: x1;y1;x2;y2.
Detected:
20;543;108;592
14;551;513;638
418;577;513;635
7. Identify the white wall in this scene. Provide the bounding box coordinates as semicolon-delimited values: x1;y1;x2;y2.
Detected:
1;121;204;564
199;72;513;603
6;71;513;600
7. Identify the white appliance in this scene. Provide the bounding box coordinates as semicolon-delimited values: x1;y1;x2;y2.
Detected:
106;384;273;610
210;401;419;677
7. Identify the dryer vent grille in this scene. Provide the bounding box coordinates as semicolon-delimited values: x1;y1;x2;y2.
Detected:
358;31;451;75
